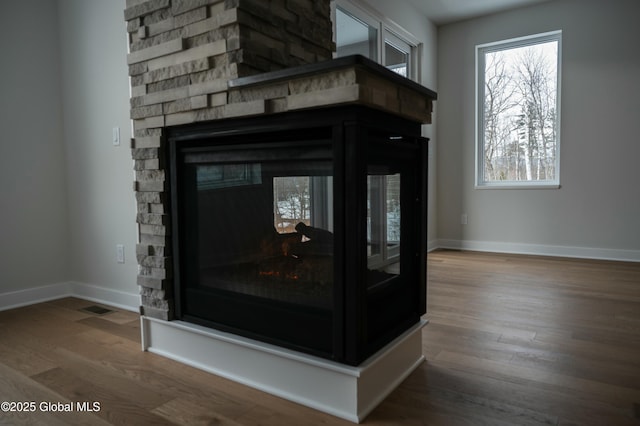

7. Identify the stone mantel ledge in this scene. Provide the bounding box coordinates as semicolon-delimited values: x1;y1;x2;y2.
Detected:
224;54;438;124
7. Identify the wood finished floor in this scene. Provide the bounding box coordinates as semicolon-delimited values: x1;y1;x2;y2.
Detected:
1;250;639;425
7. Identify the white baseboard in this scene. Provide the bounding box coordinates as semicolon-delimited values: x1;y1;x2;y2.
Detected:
0;282;73;312
0;281;139;313
436;239;640;263
69;282;139;312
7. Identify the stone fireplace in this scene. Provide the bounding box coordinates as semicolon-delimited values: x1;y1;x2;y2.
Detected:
126;0;435;421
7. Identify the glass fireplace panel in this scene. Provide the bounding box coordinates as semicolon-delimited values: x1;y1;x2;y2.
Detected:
367;171;401;287
183;158;334;310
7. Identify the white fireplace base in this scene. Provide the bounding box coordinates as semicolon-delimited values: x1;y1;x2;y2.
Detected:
141;317;427;423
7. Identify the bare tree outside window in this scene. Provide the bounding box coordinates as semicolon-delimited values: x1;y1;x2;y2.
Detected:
477;31;561;187
274;177;310;233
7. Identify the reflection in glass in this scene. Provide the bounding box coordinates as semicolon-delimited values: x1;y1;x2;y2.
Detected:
367;173;400;286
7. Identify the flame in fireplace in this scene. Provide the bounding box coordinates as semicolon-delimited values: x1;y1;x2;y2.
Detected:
258;269;300;281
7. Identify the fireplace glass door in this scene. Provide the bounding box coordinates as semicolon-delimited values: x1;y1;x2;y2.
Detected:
175;140;335;356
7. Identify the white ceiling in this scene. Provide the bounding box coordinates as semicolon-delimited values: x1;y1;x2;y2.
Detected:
405;0;555;25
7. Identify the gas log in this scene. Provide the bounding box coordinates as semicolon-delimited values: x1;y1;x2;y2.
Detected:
261;222;334;259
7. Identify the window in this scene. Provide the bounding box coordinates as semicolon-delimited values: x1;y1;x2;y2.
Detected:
334;1;418;81
384;31;411;78
335;5;378;60
476;31;562;188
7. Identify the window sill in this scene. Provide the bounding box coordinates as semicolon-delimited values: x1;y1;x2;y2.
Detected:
475;182;560;190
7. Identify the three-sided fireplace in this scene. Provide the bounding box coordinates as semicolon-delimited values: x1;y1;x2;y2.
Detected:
168;104;427;366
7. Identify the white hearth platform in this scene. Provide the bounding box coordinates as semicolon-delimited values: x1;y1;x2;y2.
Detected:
141;317;427;423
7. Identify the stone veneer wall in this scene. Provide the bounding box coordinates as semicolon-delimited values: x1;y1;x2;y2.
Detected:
125;0;333;320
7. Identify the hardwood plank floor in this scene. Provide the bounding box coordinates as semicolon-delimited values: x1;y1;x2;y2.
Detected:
1;250;639;425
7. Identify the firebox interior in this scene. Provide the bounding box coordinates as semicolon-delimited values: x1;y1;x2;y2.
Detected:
185;150;335;310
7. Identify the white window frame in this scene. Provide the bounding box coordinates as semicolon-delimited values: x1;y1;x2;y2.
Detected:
475;31;562;189
332;0;421;83
384;30;413;78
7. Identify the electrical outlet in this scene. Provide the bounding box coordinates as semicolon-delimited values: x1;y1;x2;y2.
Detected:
116;244;125;263
461;213;468;225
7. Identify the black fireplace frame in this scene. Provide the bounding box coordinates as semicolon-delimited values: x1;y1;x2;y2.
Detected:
167;105;428;365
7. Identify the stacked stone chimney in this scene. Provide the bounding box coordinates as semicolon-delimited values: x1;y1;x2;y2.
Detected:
125;0;333;320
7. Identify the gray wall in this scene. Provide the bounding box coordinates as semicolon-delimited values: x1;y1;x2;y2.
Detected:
0;0;69;293
59;0;139;297
0;0;138;307
436;0;640;260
